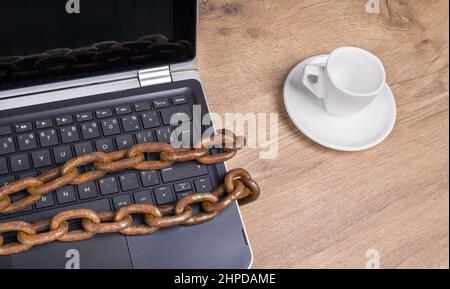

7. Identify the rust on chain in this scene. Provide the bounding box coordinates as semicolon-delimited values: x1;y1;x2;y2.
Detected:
175;193;220;225
94;150;145;173
83;212;133;234
160;148;209;163
50;209;101;242
0;221;36;255
62;152;112;185
224;168;253;193
223;169;260;206
36;168;62;182
0;197;10;213
145;204;193;228
202;180;246;213
0;178;44;214
17;220;69;246
0;178;42;200
197;130;244;165
27;169;78;196
0;195;42;215
237;178;261;206
198;149;237;165
115;204;162;235
128;143;175;170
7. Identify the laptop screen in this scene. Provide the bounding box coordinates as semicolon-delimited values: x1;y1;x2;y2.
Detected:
0;0;197;91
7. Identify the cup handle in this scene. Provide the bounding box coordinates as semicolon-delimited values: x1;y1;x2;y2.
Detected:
303;64;326;99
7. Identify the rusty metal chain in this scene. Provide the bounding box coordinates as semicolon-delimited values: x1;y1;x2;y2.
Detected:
0;168;260;255
0;130;242;214
0;130;261;255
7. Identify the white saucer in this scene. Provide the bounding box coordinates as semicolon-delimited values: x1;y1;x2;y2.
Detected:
283;54;397;152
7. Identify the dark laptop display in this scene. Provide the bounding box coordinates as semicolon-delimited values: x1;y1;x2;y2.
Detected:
0;0;196;91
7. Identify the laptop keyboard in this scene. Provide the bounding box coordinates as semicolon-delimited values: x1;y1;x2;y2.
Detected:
0;93;214;219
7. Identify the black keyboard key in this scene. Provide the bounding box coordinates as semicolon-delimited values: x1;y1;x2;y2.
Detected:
140;171;160;187
78;182;98;200
53;146;73;164
76;112;94;122
17;133;37;151
19;172;37;180
177;191;194;201
15;122;33;133
10;153;30;172
194;178;213;193
0;157;7;175
56;186;77;204
141;112;160;129
153;99;170;108
80;121;100;140
121;115;141;132
115;105;132;115
96;109;113;119
160;105;192;126
135;131;154;144
99;177;119;195
55;116;73;126
119;172;140;191
134;102;151;112
153;186;174;205
11;191;33;212
161;162;209;183
38;129;59;147
35;119;53;129
115;134;134;150
0;126;12;136
133;191;153;204
0;136;15;155
60;126;80;143
174;181;192;193
31;149;52;168
95;138;115;153
0;175;15;187
74;142;94;156
35;193;55;209
172;95;188;105
155;127;173;143
113;194;132;210
5;199;110;228
101;118;121;136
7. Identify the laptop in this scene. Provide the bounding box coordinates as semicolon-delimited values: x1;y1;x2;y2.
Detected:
0;0;252;269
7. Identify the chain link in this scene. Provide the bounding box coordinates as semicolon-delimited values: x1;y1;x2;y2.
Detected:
0;130;261;255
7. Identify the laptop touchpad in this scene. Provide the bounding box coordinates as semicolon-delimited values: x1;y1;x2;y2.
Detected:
126;204;252;269
9;234;132;269
0;198;133;269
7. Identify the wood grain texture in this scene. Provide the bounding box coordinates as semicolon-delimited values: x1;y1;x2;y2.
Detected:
197;0;449;269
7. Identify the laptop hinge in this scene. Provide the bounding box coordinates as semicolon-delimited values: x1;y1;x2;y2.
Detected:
138;66;172;87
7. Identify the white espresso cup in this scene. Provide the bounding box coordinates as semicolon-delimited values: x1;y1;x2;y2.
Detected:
302;47;386;117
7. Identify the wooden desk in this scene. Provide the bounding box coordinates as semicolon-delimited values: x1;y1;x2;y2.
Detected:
197;0;449;269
